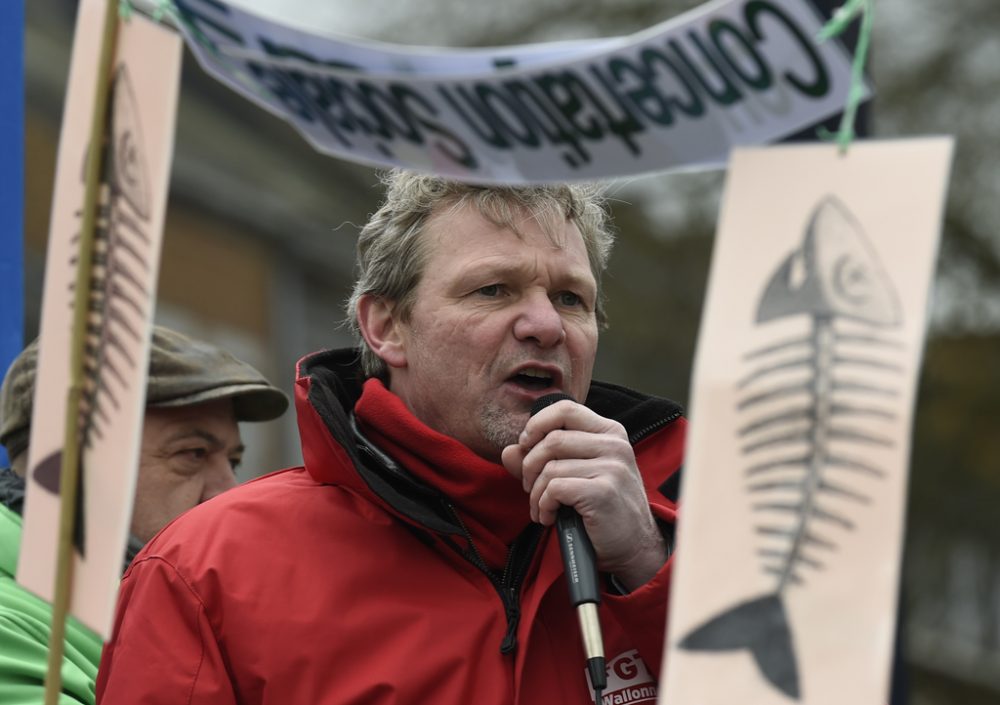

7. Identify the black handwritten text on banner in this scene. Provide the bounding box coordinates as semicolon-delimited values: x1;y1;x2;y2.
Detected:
174;0;863;183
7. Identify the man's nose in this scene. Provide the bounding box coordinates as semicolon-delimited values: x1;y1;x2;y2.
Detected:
201;458;238;502
513;293;566;347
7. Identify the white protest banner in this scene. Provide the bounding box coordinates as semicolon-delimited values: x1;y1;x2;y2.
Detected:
18;2;182;637
661;138;954;704
172;0;865;183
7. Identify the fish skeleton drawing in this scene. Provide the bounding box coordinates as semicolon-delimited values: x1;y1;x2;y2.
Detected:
678;196;904;699
31;65;153;555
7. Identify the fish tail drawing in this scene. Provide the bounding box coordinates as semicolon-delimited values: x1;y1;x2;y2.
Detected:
32;64;152;557
679;593;800;698
679;196;904;700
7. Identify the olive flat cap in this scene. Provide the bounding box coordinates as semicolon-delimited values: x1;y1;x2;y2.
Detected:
1;325;289;461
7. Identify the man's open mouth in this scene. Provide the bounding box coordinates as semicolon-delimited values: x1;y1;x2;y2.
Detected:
509;368;556;391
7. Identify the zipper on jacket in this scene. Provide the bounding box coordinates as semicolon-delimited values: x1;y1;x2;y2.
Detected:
627;408;683;446
497;524;543;654
444;503;543;655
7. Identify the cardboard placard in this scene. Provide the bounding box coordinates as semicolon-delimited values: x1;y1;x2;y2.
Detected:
662;138;954;704
18;3;182;638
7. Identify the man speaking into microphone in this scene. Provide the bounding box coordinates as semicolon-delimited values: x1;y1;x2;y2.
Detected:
97;171;687;705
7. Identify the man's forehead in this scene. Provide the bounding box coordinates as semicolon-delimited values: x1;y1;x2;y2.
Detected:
426;201;584;253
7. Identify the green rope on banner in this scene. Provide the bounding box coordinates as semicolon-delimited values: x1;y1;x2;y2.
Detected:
115;2;275;134
138;0;273;101
150;0;181;25
117;0;215;57
119;0;180;25
816;0;874;153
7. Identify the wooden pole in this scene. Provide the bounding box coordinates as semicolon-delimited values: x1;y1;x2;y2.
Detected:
43;2;120;702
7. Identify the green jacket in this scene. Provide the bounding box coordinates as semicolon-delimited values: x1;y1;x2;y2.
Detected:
0;501;102;704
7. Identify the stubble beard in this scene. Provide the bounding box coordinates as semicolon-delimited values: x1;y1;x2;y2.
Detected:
478;399;527;460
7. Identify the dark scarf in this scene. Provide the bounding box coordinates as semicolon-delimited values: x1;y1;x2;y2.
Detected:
0;466;143;574
0;468;26;515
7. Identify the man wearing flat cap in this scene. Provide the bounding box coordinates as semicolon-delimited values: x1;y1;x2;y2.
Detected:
0;324;289;705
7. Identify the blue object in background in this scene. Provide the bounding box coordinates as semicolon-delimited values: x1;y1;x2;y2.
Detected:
0;0;25;467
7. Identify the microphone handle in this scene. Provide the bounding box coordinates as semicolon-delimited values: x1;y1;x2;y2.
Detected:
556;505;607;694
555;505;600;606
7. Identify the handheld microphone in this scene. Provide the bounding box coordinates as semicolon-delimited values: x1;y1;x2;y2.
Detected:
529;393;607;698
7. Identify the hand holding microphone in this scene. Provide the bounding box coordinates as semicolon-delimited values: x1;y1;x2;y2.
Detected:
502;394;668;702
501;394;669;589
501;393;670;700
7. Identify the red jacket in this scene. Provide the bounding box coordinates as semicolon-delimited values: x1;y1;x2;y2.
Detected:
97;349;685;705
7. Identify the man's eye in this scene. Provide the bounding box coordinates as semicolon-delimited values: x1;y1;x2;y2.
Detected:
557;292;583;307
477;284;502;297
180;448;208;461
229;457;243;472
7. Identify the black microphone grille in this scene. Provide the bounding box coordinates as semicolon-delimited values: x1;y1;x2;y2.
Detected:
530;393;575;417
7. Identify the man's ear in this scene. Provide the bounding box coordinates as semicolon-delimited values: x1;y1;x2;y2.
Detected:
356;294;407;369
